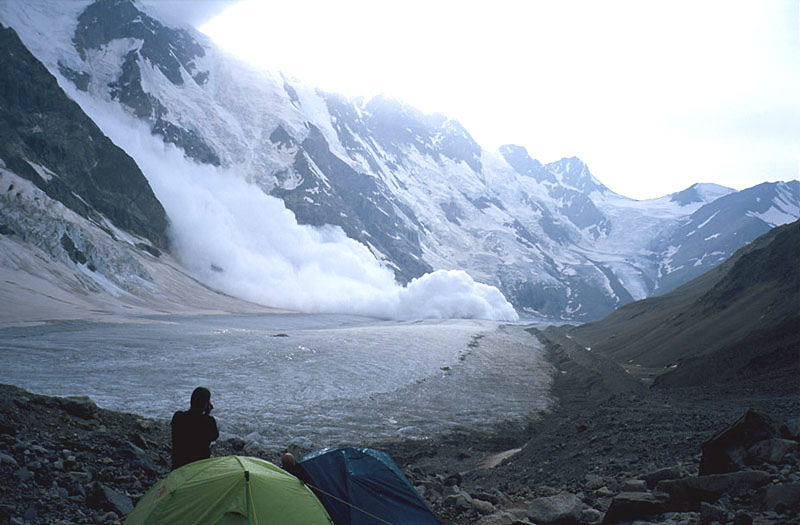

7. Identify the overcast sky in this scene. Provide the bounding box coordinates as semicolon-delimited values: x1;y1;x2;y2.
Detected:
190;0;799;200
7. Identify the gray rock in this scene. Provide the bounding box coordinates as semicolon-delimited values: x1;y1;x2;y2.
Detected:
86;482;134;515
700;501;731;524
0;452;19;467
584;474;605;491
29;444;51;455
601;491;670;525
700;410;780;475
67;471;92;484
580;507;604;524
527;493;583;524
645;465;684;488
782;417;800;440
475;511;517;525
443;493;473;511
656;470;771;506
472;498;496;515
594;486;614;498
443;484;461;497
622;479;647;492
60;396;98;419
747;438;798;464
15;467;33;481
757;482;800;513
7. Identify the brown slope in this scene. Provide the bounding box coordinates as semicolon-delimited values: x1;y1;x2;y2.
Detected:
568;219;800;386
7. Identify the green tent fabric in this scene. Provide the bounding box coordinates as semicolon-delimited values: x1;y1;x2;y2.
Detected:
124;455;333;524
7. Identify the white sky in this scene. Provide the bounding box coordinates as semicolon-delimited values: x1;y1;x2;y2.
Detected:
194;0;799;200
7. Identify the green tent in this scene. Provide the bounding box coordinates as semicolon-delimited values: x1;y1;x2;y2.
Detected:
124;456;333;524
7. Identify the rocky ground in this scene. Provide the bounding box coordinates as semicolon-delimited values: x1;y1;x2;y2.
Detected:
0;327;798;524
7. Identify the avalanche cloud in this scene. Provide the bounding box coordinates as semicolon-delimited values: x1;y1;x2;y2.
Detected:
71;91;518;322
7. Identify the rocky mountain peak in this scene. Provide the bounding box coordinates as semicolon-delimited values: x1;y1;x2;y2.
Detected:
2;0;798;322
74;0;207;86
498;145;553;183
437;119;482;172
545;157;608;195
669;183;736;206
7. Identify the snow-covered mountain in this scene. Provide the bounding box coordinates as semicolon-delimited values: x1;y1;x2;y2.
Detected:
1;0;798;322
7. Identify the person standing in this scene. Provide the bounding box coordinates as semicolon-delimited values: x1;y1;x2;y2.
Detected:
171;387;219;470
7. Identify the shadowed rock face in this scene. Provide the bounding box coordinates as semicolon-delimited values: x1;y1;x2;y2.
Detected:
570;219;800;389
5;1;798;321
273;124;432;284
73;0;206;86
0;25;169;250
73;0;219;166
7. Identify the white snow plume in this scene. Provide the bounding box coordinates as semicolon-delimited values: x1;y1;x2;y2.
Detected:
69;94;518;322
139;0;233;29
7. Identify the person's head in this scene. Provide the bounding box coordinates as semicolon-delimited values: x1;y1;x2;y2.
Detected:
190;387;212;413
281;452;297;470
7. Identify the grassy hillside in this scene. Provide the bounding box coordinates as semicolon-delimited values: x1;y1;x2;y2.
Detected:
569;219;799;389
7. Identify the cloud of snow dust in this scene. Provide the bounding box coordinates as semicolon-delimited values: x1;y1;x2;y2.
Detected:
139;0;234;29
69;93;518;321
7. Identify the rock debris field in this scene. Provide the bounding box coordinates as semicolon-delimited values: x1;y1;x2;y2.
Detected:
1;332;798;524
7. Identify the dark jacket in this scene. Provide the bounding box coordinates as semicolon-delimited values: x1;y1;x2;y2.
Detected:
171;410;219;470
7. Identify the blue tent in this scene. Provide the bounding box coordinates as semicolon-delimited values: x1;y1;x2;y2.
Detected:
298;447;439;525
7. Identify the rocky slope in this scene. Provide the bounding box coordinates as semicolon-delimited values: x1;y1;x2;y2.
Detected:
1;351;797;525
0;24;167;253
569;219;800;388
2;0;798;321
2;220;799;522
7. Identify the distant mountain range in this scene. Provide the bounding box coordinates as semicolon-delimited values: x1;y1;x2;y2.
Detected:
569;218;800;389
1;0;798;321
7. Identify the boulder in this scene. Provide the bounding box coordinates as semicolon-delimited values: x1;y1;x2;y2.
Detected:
782;417;800;440
747;438;798;464
580;507;604;525
0;452;18;467
756;482;800;513
700;410;780;475
645;465;684;489
622;479;647;492
443;487;473;511
472;498;497;514
118;441;156;472
656;470;771;508
86;482;133;515
527;493;583;525
584;474;605;491
601;491;670;524
700;501;731;524
59;396;98;420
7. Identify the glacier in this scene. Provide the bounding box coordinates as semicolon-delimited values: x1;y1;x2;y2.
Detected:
1;0;798;322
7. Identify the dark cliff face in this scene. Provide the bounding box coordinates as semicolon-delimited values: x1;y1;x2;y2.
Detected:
0;24;169;250
272;124;433;284
74;0;206;86
72;0;219;166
